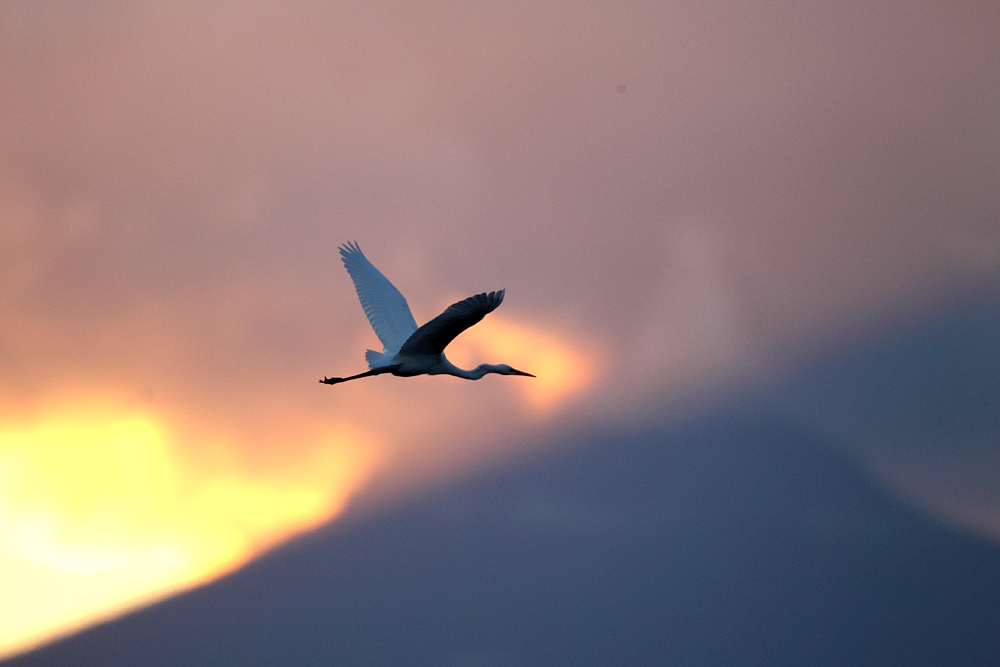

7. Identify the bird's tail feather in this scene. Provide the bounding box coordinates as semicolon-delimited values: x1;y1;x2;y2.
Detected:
365;349;392;369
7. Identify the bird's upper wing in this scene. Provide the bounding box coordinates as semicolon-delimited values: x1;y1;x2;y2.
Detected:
339;242;419;354
399;290;505;356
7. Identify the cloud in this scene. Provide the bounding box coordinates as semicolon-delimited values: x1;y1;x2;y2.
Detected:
0;392;380;658
1;0;998;656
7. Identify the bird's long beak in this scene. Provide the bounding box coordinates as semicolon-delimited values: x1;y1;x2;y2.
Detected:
510;368;535;377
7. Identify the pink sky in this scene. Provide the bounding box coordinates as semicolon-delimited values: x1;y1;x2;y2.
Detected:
1;0;998;657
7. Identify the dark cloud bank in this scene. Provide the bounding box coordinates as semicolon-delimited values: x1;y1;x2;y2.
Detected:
5;289;999;666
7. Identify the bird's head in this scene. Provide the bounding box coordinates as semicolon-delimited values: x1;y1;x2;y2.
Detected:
479;363;535;377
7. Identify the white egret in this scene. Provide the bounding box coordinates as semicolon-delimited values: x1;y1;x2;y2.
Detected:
321;242;535;385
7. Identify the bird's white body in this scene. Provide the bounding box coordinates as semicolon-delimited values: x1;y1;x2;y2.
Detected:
321;242;533;385
390;354;514;379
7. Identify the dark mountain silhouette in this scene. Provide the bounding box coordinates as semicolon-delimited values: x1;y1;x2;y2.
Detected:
7;289;1000;667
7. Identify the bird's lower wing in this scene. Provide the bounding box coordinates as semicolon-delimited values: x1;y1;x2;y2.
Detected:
399;290;505;356
340;242;419;353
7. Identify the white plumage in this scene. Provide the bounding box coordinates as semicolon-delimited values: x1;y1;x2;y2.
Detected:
338;241;417;365
321;242;534;385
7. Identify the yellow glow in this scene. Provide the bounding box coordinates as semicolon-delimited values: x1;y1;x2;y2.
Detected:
0;402;381;659
448;316;600;413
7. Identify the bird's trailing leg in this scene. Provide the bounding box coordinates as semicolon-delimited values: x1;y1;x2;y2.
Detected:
320;368;389;385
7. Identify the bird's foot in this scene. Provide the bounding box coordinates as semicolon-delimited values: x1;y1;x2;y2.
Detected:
320;376;344;385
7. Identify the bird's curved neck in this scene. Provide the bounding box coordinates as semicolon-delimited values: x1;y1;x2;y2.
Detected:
440;357;494;380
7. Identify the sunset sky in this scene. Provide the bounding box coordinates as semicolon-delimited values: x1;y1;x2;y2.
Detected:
1;0;998;658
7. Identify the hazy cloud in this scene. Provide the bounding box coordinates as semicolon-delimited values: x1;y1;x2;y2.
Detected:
1;0;998;655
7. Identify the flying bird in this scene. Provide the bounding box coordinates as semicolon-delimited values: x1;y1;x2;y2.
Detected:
321;242;535;385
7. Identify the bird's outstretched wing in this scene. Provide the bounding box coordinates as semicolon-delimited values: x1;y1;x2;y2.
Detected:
339;242;419;354
399;290;505;356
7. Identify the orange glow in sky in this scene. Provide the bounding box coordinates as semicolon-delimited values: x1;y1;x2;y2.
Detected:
447;316;600;414
0;399;381;659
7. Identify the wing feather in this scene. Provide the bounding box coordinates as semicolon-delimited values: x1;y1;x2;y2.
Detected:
339;242;419;355
399;290;505;356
